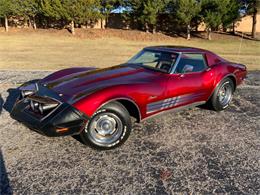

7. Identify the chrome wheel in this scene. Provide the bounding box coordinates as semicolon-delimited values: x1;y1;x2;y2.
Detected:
87;112;123;147
218;82;232;106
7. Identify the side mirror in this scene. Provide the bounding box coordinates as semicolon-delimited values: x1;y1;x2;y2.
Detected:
182;64;194;73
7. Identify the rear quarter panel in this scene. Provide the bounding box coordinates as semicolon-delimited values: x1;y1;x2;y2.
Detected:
209;62;247;96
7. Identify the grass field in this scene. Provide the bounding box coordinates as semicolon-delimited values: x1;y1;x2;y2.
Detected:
0;29;259;70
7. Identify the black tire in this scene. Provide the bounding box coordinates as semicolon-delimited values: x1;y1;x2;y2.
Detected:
80;101;132;150
208;78;235;111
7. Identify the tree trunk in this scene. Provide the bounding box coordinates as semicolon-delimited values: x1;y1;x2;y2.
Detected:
152;25;156;34
71;20;75;35
223;25;227;32
101;18;105;29
145;22;149;33
252;9;257;38
207;27;212;40
28;18;32;28
232;22;235;35
33;16;37;30
187;23;191;40
4;16;8;32
105;15;109;29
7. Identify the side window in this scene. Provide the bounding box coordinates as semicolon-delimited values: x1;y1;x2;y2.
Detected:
175;53;207;73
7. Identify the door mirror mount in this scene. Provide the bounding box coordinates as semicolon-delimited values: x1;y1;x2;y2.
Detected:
182;64;194;73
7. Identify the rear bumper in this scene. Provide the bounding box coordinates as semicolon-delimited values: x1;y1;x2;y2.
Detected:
10;88;89;137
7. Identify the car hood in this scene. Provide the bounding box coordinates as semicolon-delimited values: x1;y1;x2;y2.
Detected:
40;65;159;102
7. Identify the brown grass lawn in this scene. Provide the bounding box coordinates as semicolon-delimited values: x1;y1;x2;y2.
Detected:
0;28;259;70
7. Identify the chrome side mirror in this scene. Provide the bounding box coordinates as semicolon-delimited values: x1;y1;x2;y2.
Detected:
183;64;194;73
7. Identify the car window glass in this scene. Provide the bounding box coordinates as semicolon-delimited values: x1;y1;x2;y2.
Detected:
132;51;159;67
128;50;178;73
175;53;207;73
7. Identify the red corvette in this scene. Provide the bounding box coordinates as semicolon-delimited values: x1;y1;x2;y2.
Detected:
11;46;247;149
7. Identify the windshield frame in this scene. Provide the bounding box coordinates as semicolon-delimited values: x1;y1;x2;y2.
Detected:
127;48;180;74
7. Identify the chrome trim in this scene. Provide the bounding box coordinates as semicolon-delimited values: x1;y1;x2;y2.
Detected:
87;113;123;147
142;101;206;122
170;52;182;74
170;52;210;74
95;98;142;122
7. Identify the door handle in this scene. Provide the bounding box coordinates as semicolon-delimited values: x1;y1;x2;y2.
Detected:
179;74;185;78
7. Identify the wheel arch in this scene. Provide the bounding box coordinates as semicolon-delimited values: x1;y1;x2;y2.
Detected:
226;75;237;90
97;98;142;123
208;73;237;102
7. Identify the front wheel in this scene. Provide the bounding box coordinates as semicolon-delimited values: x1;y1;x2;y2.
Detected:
80;102;132;150
208;78;234;111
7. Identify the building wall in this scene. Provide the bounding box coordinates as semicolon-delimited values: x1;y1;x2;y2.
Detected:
235;14;260;33
198;14;260;33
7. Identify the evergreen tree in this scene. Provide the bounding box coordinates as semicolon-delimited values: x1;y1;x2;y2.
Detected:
40;0;101;35
200;0;230;40
245;0;260;38
16;0;41;29
39;0;64;21
100;0;120;29
141;0;168;33
221;0;241;33
124;0;168;33
0;0;15;32
176;0;201;40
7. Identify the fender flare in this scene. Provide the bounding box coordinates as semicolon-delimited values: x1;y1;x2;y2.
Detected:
207;73;237;101
95;97;142;122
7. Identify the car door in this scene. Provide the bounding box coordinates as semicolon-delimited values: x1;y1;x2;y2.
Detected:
163;53;215;109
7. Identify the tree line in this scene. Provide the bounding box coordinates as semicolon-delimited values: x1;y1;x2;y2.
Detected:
0;0;259;39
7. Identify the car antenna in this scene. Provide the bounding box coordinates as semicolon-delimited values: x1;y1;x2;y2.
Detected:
237;32;244;57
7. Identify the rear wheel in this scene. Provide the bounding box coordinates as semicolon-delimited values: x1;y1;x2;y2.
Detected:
208;78;234;111
80;102;132;150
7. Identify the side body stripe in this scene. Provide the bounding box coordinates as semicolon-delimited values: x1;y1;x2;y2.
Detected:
146;92;205;114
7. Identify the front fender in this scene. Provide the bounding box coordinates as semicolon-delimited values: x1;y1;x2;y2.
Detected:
72;86;142;118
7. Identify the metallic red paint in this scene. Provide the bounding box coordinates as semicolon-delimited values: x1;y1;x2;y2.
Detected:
40;46;247;121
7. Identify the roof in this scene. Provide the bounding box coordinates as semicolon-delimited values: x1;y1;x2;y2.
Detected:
144;46;210;53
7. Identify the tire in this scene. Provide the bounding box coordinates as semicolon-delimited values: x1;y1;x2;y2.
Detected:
80;102;132;150
208;78;235;111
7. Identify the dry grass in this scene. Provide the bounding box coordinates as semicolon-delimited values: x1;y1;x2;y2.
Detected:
0;28;259;70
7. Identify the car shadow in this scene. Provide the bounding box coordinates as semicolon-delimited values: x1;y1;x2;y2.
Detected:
197;103;214;111
72;135;85;144
3;88;20;114
0;150;13;195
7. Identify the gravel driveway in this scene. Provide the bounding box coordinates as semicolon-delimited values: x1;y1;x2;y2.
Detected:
0;70;259;194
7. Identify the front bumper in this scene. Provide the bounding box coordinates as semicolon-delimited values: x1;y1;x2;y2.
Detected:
10;84;89;137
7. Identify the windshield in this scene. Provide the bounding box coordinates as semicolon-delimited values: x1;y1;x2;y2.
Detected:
127;49;178;73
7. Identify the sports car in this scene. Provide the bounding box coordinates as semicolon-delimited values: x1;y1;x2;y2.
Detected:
11;46;247;149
